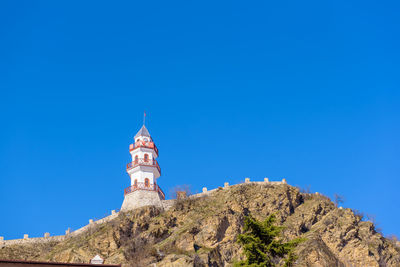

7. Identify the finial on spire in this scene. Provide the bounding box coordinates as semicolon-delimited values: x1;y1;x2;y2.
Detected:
143;111;146;126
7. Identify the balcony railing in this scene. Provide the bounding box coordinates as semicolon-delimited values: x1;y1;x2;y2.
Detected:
126;159;161;174
129;141;158;155
124;182;165;200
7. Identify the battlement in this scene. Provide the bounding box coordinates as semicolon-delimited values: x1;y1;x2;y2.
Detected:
187;177;288;199
0;210;119;248
1;178;289;246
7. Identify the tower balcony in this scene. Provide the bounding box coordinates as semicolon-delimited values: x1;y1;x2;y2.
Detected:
129;141;158;155
124;182;165;200
126;159;161;174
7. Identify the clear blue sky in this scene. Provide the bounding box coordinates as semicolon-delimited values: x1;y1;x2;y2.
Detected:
1;0;399;239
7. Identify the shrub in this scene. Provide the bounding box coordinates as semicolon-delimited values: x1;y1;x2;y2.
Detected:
235;214;304;267
334;193;345;207
352;209;364;221
171;184;191;199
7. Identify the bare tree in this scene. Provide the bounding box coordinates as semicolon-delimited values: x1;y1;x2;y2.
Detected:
334;193;345;207
366;213;382;233
387;234;399;242
352;209;364;221
300;185;311;194
171;184;191;200
366;213;377;224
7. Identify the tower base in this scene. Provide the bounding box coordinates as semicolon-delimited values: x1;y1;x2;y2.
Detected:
121;190;163;211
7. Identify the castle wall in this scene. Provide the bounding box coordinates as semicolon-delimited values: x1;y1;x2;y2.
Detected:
1;178;287;247
0;235;65;246
0;211;119;248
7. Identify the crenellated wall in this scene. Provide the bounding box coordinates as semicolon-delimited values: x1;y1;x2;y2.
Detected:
0;210;119;248
161;177;288;210
0;235;65;246
0;178;288;246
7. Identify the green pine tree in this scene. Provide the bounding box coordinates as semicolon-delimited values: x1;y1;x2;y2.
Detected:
234;214;304;267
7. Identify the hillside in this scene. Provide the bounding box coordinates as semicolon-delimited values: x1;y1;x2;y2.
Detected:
1;183;399;266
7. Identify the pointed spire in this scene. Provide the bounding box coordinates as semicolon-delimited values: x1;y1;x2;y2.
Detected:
135;125;151;138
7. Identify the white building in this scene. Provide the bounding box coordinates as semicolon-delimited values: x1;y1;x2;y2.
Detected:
90;255;104;264
121;125;165;211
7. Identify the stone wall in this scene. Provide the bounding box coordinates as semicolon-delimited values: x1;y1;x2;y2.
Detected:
0;235;65;247
0;177;288;246
67;212;119;238
160;177;287;210
0;210;119;248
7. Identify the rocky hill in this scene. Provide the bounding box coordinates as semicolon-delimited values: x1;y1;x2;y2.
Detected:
1;183;399;266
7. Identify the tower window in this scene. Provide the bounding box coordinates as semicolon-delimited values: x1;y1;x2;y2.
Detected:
144;153;149;162
144;178;150;187
134;179;137;187
134;155;138;164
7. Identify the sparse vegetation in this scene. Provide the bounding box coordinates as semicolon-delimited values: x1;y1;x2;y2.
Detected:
387;234;399;243
334;193;345;207
170;184;191;199
298;185;311;194
1;183;399;266
352;209;364;221
365;213;383;234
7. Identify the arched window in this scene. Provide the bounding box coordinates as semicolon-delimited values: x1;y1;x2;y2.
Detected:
134;155;138;164
144;153;149;162
144;178;150;187
134;179;137;187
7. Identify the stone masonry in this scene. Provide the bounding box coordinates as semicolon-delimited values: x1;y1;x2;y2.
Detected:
1;178;288;247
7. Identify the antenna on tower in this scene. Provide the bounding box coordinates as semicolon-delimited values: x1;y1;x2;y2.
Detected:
143;111;146;126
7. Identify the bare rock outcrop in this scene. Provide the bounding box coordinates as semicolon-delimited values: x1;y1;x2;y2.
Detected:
1;183;399;266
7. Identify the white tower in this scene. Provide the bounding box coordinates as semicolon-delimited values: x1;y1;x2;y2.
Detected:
121;125;165;211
